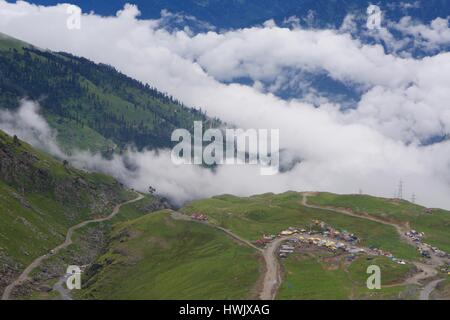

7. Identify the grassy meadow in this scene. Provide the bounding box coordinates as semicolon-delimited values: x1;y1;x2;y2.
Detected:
181;192;420;260
78;210;262;299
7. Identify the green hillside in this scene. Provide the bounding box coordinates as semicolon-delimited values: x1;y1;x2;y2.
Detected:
0;32;219;153
12;193;167;300
278;253;417;300
309;193;450;253
77;191;450;300
180;192;420;259
0;129;135;293
78;210;262;300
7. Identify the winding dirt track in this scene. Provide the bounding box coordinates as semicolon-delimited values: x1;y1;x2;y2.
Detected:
301;193;447;299
259;237;288;300
5;192;442;301
170;211;284;300
420;279;445;300
1;193;144;301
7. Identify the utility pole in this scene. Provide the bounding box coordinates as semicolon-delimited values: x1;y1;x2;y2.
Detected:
411;193;416;204
398;180;403;200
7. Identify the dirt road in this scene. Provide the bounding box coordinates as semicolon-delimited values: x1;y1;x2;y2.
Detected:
1;193;144;300
301;193;447;299
301;193;408;236
170;211;285;300
420;279;445;300
52;274;73;300
259;237;289;300
170;211;262;252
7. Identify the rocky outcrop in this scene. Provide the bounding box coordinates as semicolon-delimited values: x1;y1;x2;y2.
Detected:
0;252;21;295
0;134;125;219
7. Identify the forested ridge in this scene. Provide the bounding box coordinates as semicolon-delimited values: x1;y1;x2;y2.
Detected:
0;33;220;152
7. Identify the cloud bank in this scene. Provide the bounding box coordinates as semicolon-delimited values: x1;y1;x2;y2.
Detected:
0;1;449;209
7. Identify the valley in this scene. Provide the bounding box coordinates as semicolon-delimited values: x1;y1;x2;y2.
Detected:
50;191;448;300
0;29;448;301
1;127;449;300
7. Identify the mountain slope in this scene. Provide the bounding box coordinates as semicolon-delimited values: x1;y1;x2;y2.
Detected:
0;32;217;153
309;193;450;253
0;129;136;293
78;210;262;300
80;191;450;299
180;192;422;259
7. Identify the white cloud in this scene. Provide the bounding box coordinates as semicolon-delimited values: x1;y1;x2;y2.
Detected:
0;1;449;209
0;100;64;157
394;16;450;50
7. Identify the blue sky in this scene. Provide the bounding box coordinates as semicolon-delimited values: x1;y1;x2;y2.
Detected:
7;1;158;17
7;0;450;29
